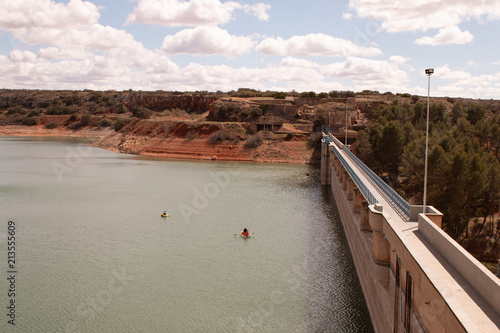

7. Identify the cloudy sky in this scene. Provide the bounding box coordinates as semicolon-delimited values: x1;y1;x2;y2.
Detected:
1;0;500;98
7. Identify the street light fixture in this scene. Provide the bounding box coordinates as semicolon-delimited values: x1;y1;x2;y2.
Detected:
423;68;434;215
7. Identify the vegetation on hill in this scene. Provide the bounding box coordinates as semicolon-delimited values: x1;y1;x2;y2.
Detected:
354;99;500;260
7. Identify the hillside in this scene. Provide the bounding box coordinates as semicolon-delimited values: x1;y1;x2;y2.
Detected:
1;88;500;165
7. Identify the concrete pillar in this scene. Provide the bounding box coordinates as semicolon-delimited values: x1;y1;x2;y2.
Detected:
347;177;354;201
353;187;362;214
342;170;348;190
369;204;390;264
372;231;390;264
360;201;371;231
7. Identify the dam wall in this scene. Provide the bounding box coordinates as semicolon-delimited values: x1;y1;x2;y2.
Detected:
321;137;500;333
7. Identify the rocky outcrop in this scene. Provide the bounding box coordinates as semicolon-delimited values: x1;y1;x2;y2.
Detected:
93;118;318;164
125;94;216;113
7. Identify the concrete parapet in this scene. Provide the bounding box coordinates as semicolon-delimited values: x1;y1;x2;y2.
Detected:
418;213;500;316
410;205;443;227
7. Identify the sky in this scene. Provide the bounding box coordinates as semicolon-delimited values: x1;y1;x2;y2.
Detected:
1;0;500;99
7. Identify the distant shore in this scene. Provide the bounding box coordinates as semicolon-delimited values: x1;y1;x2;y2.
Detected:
0;125;320;164
0;125;112;138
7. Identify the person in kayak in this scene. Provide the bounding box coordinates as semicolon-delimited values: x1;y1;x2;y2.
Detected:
242;228;249;236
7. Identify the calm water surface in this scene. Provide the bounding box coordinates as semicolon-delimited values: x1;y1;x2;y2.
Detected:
0;136;373;332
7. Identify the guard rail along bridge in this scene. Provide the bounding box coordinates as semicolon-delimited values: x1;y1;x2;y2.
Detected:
320;132;500;333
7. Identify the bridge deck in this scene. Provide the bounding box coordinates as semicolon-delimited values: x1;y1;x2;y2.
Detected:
332;142;500;332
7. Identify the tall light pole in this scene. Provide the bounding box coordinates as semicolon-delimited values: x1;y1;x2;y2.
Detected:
423;68;434;215
345;98;348;145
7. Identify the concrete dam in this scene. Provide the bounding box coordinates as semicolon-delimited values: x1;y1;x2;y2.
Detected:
320;132;500;333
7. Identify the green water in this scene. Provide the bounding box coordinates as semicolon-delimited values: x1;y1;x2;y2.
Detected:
0;136;373;332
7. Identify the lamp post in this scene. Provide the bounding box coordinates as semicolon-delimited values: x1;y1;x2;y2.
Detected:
423;68;434;215
345;98;348;145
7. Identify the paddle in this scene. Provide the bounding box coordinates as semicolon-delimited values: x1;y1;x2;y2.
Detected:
234;232;254;236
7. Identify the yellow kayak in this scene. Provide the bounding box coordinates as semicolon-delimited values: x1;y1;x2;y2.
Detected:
161;213;170;217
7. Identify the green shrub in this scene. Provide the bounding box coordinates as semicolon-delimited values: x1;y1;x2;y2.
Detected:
117;104;128;114
207;130;231;144
6;105;25;115
99;117;112;127
132;106;152;119
45;122;58;129
23;116;39;126
80;114;92;126
243;132;264;148
114;117;131;131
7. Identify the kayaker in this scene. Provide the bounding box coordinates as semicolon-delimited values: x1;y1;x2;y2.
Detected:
242;228;249;236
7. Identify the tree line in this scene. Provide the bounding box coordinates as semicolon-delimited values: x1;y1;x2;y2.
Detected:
354;99;500;259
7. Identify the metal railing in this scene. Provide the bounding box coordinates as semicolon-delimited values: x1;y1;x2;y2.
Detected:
332;145;378;205
342;148;410;221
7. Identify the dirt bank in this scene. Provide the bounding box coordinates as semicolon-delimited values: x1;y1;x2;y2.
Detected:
0;125;113;138
0;123;320;164
96;134;319;164
95;119;320;164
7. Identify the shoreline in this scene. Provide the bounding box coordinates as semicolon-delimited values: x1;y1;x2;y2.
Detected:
0;125;320;164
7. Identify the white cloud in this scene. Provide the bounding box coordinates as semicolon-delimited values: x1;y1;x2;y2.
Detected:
280;57;319;69
466;60;479;68
255;33;382;57
389;55;408;65
127;0;271;27
433;65;472;80
322;57;409;85
0;0;100;30
8;50;38;63
38;46;92;60
348;0;500;33
0;0;148;53
415;26;474;46
342;12;353;20
243;3;271;21
161;26;254;56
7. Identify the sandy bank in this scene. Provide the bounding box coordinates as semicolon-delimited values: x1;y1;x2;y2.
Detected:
0;125;113;138
0;124;320;164
95;133;319;164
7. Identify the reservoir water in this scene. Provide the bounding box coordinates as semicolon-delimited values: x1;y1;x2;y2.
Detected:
0;136;373;332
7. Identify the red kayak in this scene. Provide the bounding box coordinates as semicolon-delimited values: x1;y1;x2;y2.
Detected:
240;231;251;238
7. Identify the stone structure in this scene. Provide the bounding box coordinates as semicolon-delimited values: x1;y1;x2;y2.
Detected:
321;134;500;333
